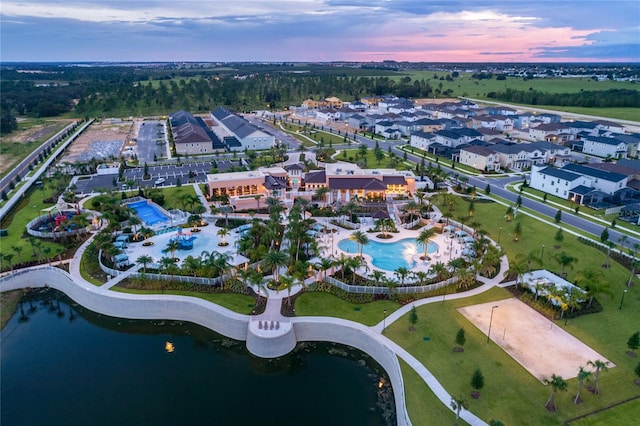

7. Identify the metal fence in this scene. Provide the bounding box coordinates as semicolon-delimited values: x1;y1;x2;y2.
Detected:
129;272;223;286
325;275;456;294
25;212;87;239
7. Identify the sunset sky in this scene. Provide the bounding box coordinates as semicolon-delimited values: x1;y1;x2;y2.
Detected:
1;0;638;62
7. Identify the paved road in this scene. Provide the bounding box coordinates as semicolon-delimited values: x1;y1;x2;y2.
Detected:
136;120;166;163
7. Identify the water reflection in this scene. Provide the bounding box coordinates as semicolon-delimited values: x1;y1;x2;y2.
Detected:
2;288;396;426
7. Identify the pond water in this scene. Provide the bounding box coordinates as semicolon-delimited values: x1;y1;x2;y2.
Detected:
1;288;395;426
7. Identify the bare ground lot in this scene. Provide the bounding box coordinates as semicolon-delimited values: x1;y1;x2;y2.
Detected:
60;121;133;163
0;119;72;176
458;298;614;382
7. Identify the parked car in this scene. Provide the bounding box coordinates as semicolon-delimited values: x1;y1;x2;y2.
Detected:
154;178;166;186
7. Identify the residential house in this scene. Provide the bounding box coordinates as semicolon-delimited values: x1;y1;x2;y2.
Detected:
409;131;437;151
581;136;628;159
459;145;501;172
529;122;571;141
529;165;591;200
315;108;341;122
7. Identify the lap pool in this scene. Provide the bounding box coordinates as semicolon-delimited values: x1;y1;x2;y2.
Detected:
338;237;438;271
128;200;170;226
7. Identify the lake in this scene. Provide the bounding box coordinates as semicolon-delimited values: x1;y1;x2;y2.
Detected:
1;288;395;426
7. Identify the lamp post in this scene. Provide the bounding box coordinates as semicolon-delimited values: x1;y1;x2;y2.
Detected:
498;227;502;245
619;289;628;310
487;305;499;344
541;244;546;268
383;309;387;333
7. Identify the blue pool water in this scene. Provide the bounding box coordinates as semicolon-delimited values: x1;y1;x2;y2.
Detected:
338;237;438;271
128;200;170;226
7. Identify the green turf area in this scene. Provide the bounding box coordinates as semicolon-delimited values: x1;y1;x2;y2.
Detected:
0;187;68;270
158;185;198;211
340;148;410;170
111;287;256;314
400;359;458;425
294;292;400;326
569;397;640;425
386;286;640;425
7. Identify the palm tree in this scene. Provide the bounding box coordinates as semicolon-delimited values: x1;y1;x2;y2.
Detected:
314;186;329;204
2;253;14;271
369;270;386;287
136;254;153;273
430;261;448;281
504;253;529;289
182;255;202;277
455;266;476;290
450;395;469;426
417;227;436;260
574;269;612;308
263;250;288;283
162;239;181;260
128;215;142;238
159;256;178;274
349;230;369;258
217;227;230;246
315;257;334;281
587;360;610;395
334;254;351;281
543;374;568;412
279;274;295;306
554;252;578;276
574;366;592;404
394;267;410;286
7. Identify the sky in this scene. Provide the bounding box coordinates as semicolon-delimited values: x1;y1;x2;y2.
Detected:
1;0;639;63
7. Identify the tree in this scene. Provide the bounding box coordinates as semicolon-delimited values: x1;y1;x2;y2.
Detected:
516;195;522;207
349;230;369;259
554;252;578;276
600;227;609;243
263;250;288;283
543;374;568;412
450;396;469;426
554;228;564;247
455;328;466;349
136;254;153;273
394;266;410;286
587;359;610;395
635;362;640;385
574;269;612;308
217;228;230;246
513;221;522;242
554;210;562;224
505;253;529;289
485;184;491;195
627;332;640;356
504;206;514;222
417;227;436;260
409;305;418;328
471;368;484;396
574;367;591;404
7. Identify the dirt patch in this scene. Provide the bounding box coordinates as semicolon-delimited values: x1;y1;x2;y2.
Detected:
60;121;133;163
458;298;615;382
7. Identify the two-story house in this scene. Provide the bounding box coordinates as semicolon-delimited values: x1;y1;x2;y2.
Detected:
458;146;501;172
581;136;628;159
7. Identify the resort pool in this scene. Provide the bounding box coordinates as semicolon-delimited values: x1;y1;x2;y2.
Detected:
338;238;438;271
128;200;170;226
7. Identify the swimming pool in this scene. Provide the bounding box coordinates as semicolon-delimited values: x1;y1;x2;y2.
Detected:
128;200;170;226
337;238;438;271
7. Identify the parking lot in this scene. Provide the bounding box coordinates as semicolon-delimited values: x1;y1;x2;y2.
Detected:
73;160;241;194
137;120;167;163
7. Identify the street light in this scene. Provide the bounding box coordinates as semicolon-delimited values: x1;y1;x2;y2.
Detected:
619;289;628;310
541;244;546;268
383;309;387;333
487;305;499;344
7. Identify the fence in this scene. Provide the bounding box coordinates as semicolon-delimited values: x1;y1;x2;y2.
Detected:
129;272;223;286
25;211;88;239
325;275;456;295
98;250;125;277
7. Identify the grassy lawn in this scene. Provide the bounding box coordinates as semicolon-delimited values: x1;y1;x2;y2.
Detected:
570;398;640;425
294;292;401;326
0;187;67;270
400;359;458;426
281;122;352;147
111;286;256;314
340;148;411;170
386;286;640;425
413;193;640;424
79;243;108;286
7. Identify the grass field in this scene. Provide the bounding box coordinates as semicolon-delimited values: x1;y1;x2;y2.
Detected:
111;286;256;314
0;187;67;269
396;72;639;121
295;292;400;326
340;148;411;170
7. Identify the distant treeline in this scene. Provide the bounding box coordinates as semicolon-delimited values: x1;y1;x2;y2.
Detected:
487;88;640;108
